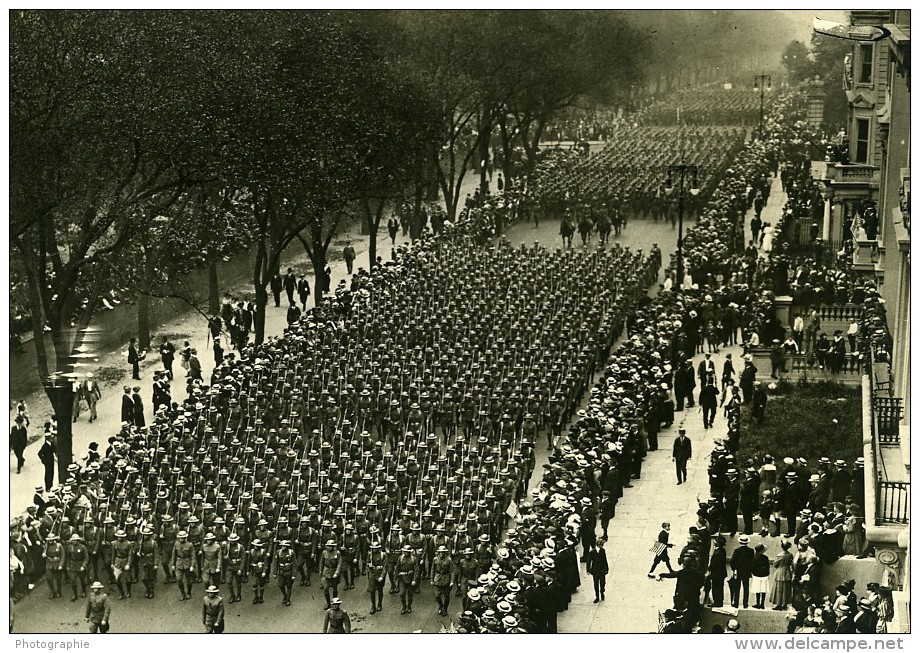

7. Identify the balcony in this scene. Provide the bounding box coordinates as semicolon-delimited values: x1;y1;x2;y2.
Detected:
863;349;910;529
822;163;881;187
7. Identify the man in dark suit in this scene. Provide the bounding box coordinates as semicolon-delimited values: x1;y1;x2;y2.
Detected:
700;381;718;429
706;536;728;607
131;386;145;428
283;267;297;305
697;353;716;395
33;486;48;517
121;386;134;425
10;415;28;473
740;470;761;535
658;556;706;626
38;432;56;491
128;337;141;380
672;429;692;485
730;535;755;608
586;538;609;603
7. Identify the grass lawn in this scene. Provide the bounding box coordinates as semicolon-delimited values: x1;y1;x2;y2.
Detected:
740;380;863;465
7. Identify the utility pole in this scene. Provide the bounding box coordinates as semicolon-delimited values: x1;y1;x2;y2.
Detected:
665;163;700;291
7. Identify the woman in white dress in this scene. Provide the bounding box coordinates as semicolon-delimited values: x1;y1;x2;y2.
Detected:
761;222;775;253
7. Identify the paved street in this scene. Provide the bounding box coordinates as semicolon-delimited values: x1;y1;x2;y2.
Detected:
13;205;692;633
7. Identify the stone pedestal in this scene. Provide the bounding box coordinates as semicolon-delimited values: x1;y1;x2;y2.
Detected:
774;295;793;327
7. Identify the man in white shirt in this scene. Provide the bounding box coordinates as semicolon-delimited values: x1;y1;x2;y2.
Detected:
792;313;805;349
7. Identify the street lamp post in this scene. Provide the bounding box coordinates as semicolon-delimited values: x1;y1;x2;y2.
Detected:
665;163;700;291
753;74;772;140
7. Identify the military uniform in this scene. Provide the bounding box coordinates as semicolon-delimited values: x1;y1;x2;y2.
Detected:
202;591;225;633
43;534;65;599
366;544;386;613
224;535;246;603
67;535;90;601
395;548;419;614
85;588;111;633
201;535;223;587
248;540;269;604
171;533;197;600
319;543;342;608
137;531;160;598
431;549;454;616
274;541;295;606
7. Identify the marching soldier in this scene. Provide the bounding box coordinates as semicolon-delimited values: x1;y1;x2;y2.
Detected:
322;597;351;633
171;530;197;601
43;532;65;599
341;523;359;590
366;540;386;614
431;545;454;616
137;526;159;599
248;538;269;604
224;533;246;603
67;533;90;602
158;514;178;584
274;540;295;606
456;547;479;597
396;544;419;614
320;539;343;609
85;581;111;633
201;532;223;588
202;585;225;633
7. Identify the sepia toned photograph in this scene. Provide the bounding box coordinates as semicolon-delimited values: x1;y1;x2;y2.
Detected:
7;7;910;637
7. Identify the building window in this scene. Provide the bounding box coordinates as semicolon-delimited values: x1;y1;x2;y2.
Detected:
855;118;870;163
859;43;874;84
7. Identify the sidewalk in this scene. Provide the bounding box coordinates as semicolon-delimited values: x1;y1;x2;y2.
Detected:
557;175;787;632
7;219;399;516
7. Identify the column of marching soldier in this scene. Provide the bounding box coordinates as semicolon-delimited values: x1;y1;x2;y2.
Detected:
22;224;663;633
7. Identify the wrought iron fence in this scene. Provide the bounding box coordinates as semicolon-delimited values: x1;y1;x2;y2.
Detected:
877;481;910;524
873;396;904;445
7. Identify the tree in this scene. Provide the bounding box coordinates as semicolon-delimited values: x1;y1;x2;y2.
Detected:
10;11;214;480
782;40;814;83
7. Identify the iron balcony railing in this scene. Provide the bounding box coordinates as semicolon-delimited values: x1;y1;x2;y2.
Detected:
877;481;910;524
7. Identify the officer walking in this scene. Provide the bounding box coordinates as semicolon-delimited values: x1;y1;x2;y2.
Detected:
202;585;225;633
85;581;111;633
396;544;419;614
431;545;454;616
323;597;351;633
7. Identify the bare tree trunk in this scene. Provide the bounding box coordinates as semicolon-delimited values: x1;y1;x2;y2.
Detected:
253;240;268;346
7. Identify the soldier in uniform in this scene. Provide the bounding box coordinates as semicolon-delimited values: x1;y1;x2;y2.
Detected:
322;597;351;633
201;532;223;588
294;517;315;586
319;539;342;609
85;581;111;633
171;530;197;601
274;540;295;606
158;515;178;584
456;547;479;597
366;540;386;614
137;526;159;599
67;533;90;602
202;585;225;633
224;532;246;603
431;545;454;616
248;539;269;604
340;523;359;590
43;532;66;599
396;543;419;614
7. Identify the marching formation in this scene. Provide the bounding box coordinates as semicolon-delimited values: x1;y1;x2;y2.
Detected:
13;223;661;632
